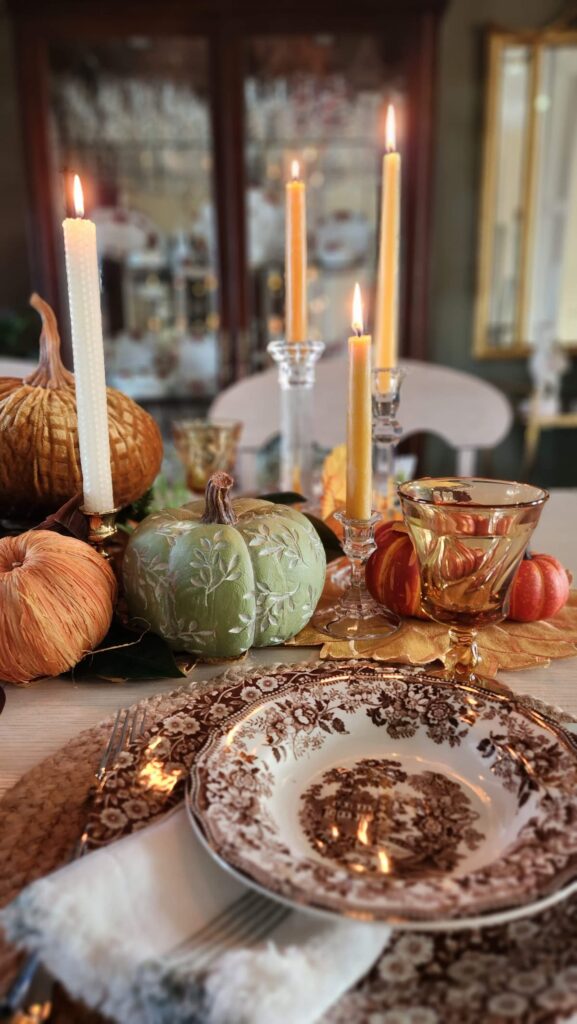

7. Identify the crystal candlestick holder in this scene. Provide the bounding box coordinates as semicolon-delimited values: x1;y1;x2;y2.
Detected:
313;511;400;640
372;368;404;519
267;340;325;499
80;506;120;559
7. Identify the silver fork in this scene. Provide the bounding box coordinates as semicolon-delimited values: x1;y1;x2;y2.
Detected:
0;706;147;1022
167;890;291;975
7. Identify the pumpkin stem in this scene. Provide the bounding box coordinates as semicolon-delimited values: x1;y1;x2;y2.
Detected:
201;472;237;525
25;294;75;390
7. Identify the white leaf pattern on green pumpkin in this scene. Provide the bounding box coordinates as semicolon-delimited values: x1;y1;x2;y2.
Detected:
125;502;325;657
299;584;317;620
128;546;171;614
255;581;300;633
187;542;243;606
244;522;307;570
228;611;256;636
166;616;216;648
154;520;193;539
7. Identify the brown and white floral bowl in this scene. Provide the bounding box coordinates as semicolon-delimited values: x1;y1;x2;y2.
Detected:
188;664;577;926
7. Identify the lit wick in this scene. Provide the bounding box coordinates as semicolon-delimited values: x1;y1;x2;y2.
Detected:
352;281;364;338
73;174;85;219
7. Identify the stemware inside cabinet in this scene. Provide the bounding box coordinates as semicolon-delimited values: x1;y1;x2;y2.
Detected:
9;0;447;410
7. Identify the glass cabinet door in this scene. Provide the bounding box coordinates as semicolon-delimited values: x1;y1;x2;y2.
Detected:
243;34;407;370
48;37;220;401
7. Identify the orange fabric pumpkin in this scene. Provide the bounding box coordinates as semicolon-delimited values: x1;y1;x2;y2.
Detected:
0;530;117;683
365;521;425;619
508;552;571;622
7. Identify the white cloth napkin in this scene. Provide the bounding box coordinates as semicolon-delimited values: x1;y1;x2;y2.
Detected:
1;808;390;1024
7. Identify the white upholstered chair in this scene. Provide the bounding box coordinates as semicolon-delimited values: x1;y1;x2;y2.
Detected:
0;358;37;379
210;351;513;490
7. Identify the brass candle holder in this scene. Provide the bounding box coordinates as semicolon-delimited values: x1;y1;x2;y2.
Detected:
80;506;120;558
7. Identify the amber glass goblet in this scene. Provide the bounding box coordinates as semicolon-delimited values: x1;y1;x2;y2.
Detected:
173;419;242;493
398;478;548;683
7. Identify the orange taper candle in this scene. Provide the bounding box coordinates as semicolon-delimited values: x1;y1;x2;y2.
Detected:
374;104;401;374
285;160;308;343
346;283;373;520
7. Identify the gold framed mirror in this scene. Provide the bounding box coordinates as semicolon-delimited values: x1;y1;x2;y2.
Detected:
474;26;577;358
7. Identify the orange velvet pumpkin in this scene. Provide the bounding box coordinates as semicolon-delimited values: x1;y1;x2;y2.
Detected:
508;552;571;622
365;521;425;619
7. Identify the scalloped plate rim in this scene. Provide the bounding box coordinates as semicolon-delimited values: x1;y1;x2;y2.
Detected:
187;664;577;926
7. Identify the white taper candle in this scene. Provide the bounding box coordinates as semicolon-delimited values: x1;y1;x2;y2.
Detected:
63;175;114;513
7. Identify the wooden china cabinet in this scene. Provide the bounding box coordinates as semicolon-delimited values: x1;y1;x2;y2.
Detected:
8;0;447;404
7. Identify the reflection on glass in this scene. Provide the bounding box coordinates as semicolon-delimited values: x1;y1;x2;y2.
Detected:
49;38;220;400
488;46;530;349
528;46;577;348
243;35;405;368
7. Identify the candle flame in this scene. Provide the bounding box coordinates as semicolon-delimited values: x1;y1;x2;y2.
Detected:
385;104;397;153
352;282;364;336
291;159;300;181
73;174;85;218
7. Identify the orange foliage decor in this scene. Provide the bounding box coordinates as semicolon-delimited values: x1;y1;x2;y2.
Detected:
0;530;117;683
320;444;401;522
320;444;347;521
291;559;577;677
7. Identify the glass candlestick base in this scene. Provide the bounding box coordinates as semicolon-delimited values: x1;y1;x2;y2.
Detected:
313;511;400;640
268;339;325;498
372;367;404;519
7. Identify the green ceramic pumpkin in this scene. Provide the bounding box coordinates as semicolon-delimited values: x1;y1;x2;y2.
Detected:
123;472;326;657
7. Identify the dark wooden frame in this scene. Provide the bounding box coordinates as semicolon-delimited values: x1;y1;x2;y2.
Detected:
8;0;447;376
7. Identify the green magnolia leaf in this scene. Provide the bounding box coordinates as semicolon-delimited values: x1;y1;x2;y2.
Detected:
258;492;306;505
71;619;186;682
304;513;343;562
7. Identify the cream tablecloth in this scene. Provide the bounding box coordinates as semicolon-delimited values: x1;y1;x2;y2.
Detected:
1;488;576;800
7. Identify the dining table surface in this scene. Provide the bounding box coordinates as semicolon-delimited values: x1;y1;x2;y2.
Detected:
1;486;576;802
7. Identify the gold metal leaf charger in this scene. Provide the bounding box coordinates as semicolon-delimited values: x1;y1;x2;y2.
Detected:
290;559;577;677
